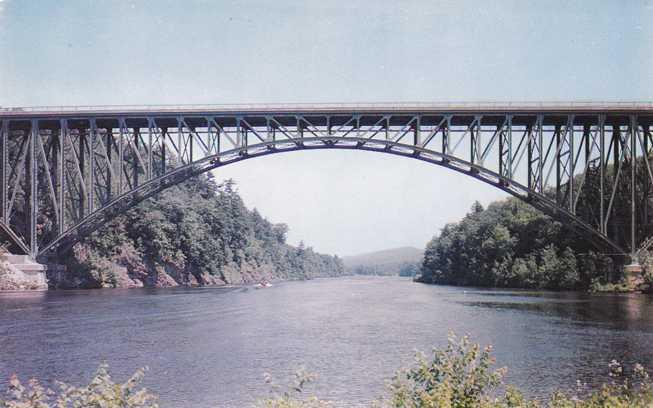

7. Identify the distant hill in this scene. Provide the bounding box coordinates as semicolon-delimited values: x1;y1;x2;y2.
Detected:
343;247;424;276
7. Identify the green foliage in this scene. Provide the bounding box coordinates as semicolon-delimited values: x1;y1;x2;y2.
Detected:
589;279;633;293
351;262;419;277
0;363;158;408
420;199;614;290
420;154;653;291
258;335;653;408
386;333;506;408
6;337;653;407
53;175;345;288
398;263;420;277
257;369;331;408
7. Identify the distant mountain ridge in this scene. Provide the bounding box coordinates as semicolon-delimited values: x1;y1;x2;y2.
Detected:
343;247;423;276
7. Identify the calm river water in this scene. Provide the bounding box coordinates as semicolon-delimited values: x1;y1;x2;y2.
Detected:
2;276;653;407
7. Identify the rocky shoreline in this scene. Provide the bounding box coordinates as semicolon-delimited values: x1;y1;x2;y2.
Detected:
43;248;288;290
0;258;293;291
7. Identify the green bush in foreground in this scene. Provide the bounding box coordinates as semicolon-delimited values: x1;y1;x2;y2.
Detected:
1;363;158;408
256;368;331;408
4;335;653;407
381;334;653;407
257;334;653;408
385;333;507;407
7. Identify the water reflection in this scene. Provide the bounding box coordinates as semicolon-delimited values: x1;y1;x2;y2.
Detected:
460;290;653;330
455;288;653;392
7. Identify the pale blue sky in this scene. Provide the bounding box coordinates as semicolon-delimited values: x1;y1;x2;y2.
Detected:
1;1;652;255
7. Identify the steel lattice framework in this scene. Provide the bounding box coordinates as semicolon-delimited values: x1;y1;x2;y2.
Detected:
0;103;652;261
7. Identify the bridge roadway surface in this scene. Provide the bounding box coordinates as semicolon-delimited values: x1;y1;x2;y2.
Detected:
1;102;653;119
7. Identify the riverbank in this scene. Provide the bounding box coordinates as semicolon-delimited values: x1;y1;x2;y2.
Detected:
1;176;345;291
415;272;653;294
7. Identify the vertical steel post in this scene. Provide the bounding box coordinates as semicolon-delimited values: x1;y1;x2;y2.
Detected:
119;120;124;195
578;123;591;216
78;127;86;218
161;128;167;174
356;115;361;140
148;119;153;180
555;125;562;205
527;122;533;190
214;120;221;154
237;117;245;149
28;120;38;257
569;117;575;212
499;124;505;177
613;125;620;179
298;118;303;146
57;120;65;234
442;116;450;159
0;120;7;223
631;115;637;255
384;117;389;141
105;127;112;198
326;116;331;137
507;115;513;179
584;124;590;166
599;115;606;234
475;116;482;166
265;117;270;143
177;117;183;164
88;120;95;213
188;126;193;163
538;115;544;193
133;127;139;187
470;119;476;165
645;124;651;235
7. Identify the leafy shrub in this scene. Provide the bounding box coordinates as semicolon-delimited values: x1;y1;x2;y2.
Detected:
589;278;633;293
256;368;331;408
257;334;653;408
386;333;506;407
5;336;653;407
1;363;158;408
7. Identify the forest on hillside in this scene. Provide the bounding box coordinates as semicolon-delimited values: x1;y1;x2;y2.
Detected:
419;199;614;289
46;174;345;288
343;247;423;277
0;129;345;289
419;157;653;290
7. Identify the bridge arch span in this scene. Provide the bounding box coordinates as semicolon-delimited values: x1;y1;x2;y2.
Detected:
38;138;623;257
1;103;651;259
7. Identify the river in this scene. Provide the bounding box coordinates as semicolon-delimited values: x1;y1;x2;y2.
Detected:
2;276;653;407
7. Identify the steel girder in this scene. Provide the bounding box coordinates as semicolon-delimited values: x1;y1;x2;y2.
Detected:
0;109;652;260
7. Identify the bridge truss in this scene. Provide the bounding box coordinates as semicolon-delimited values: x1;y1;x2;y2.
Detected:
0;103;652;260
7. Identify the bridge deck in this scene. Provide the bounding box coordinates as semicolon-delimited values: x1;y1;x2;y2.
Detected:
1;102;653;119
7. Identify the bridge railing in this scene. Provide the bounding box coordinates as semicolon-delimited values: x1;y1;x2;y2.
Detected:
1;101;653;116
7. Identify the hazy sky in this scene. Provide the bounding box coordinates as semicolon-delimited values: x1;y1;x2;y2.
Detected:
1;1;652;255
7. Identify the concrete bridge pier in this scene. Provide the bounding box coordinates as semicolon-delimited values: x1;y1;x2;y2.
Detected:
0;253;48;290
624;254;645;288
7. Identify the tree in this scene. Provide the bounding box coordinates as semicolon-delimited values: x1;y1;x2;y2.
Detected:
418;196;612;290
48;176;345;288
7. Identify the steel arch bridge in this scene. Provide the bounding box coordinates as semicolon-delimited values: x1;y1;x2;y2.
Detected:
1;102;652;261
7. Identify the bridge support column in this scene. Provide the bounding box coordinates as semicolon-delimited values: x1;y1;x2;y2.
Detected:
0;253;48;290
624;254;644;289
